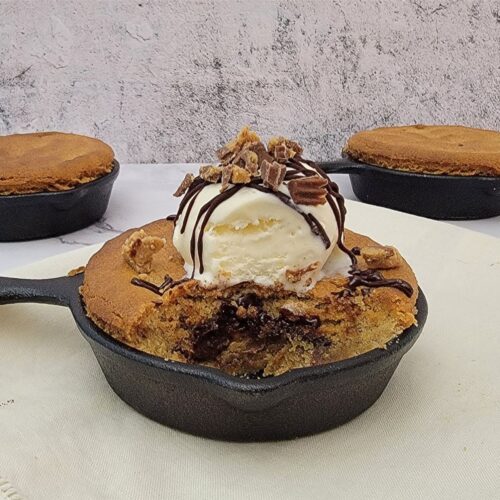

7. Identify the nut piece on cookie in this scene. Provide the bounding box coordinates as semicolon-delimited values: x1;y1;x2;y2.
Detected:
361;246;401;270
122;230;166;274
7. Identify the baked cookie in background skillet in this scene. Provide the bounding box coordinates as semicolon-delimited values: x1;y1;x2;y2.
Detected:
319;125;500;220
0;132;119;241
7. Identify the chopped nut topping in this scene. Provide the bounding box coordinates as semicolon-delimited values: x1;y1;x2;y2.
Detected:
288;175;328;205
122;230;166;274
220;165;233;192
261;160;286;191
285;262;320;283
199;165;222;183
231;165;251;184
361;246;401;270
268;136;303;162
173;173;194;197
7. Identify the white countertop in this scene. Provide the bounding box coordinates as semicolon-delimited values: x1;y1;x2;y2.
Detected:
0;163;498;273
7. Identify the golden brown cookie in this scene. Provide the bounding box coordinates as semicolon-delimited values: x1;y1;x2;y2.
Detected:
81;219;418;377
0;132;115;195
343;125;500;176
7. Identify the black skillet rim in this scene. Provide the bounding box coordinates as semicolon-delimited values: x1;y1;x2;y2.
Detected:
339;155;500;181
75;286;427;394
0;159;120;200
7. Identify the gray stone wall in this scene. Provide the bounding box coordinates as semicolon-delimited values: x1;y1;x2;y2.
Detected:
1;0;499;163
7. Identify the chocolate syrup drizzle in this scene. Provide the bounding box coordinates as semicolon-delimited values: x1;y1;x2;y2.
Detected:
132;154;414;299
131;275;190;296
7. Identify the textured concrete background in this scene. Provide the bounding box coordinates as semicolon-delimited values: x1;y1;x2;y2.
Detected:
0;0;499;163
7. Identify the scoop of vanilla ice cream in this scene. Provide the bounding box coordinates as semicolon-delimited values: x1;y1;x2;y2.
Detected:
173;180;351;292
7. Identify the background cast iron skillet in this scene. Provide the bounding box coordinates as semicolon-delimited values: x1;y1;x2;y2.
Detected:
0;160;120;242
318;158;500;220
0;273;427;442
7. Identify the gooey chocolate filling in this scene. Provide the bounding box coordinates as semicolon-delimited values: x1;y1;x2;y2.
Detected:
184;293;328;362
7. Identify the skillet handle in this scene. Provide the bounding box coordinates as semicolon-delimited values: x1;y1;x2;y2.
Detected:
317;159;366;174
0;275;80;307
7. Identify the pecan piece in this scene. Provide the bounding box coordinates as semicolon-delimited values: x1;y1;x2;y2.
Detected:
199;165;222;183
261;160;286;191
360;246;401;270
288;175;328;205
122;230;166;274
173;173;194;197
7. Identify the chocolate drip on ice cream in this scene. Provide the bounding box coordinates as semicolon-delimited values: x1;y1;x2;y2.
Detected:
166;129;414;297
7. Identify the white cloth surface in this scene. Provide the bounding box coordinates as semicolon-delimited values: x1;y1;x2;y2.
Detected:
0;200;499;500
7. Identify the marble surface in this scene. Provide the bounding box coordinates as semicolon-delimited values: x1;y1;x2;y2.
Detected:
1;1;499;162
0;164;498;274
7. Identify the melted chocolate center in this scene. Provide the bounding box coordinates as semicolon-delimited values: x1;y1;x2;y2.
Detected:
185;293;328;362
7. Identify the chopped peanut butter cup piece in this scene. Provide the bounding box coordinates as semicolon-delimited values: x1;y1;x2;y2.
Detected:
217;126;262;165
220;165;233;192
173;173;194;197
361;246;401;270
288;175;328;205
268;136;304;162
122;230;166;274
68;266;85;277
216;146;235;165
248;142;273;169
237;149;260;175
274;144;292;162
199;165;222;183
261;160;286;191
231;165;251;184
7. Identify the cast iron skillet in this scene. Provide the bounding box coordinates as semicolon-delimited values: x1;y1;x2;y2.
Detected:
0;160;120;242
0;273;427;442
319;158;500;220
